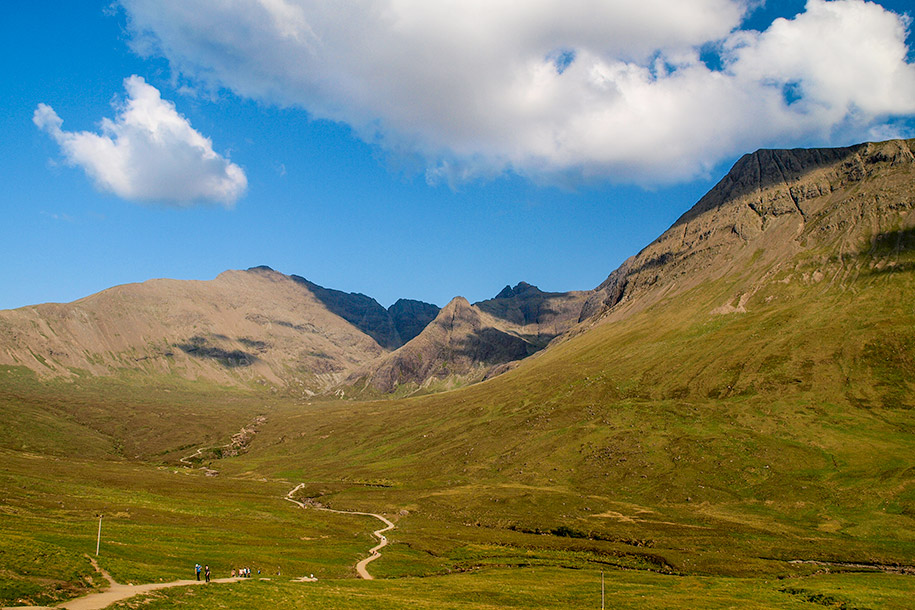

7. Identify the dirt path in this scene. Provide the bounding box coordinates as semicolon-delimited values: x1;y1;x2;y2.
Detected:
2;557;247;610
284;483;395;580
788;559;915;575
178;447;204;466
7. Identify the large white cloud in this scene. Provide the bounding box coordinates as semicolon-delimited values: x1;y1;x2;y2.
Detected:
34;76;247;206
119;0;915;184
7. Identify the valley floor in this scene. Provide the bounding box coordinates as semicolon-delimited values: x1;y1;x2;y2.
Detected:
3;257;915;610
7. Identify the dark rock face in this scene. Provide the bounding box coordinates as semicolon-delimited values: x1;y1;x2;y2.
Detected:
291;276;404;350
578;263;630;322
288;278;441;351
389;299;441;344
493;281;537;299
476;282;590;349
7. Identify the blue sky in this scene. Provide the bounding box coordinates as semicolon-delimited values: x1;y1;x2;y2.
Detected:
2;1;914;310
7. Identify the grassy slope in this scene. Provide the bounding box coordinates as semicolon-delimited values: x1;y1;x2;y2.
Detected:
231;244;915;573
0;372;382;606
98;569;915;610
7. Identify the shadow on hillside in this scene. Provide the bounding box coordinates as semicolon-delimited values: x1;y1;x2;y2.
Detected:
859;227;915;276
447;328;537;367
867;262;915;276
290;275;402;350
799;227;915;277
176;336;258;368
474;291;576;328
867;227;915;255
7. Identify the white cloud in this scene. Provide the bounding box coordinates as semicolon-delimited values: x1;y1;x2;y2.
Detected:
34;76;247;206
118;0;915;185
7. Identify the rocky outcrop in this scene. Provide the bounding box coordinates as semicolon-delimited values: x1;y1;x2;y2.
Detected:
476;282;591;349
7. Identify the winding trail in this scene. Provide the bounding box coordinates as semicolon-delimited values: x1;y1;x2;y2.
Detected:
177;447;204;466
284;483;395;580
2;556;247;610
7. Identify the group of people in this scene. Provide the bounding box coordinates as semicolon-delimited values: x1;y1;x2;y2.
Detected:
196;563;270;582
231;567;255;578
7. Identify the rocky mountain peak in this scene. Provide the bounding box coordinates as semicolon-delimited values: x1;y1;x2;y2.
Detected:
246;265;276;273
581;138;915;323
494;282;540;299
441;296;472;312
677;139;915;228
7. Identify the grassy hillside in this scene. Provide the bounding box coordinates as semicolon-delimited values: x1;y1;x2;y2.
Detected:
229;232;915;577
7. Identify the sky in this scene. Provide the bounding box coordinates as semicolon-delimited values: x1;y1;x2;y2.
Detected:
2;0;914;310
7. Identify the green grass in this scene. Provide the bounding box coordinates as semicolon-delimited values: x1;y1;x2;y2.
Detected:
0;449;378;605
98;568;915;610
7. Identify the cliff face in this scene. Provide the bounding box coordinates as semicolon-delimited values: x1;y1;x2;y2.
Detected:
581;139;915;324
476;283;591;350
290;276;404;350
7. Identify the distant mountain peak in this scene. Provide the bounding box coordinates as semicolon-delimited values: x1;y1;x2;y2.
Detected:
494;282;539;299
388;298;441;344
442;295;472;311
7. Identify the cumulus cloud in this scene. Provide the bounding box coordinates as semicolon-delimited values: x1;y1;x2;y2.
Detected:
118;0;915;184
34;76;246;206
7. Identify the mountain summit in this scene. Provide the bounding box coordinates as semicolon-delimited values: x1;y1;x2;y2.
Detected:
581;139;915;324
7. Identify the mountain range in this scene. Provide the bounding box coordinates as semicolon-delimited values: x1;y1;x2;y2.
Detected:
0;263;589;396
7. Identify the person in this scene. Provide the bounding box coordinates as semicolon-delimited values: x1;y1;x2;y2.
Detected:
204;565;210;583
231;568;236;578
195;563;201;581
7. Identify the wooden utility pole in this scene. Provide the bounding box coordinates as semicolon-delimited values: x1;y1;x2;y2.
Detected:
96;515;102;556
601;570;604;610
